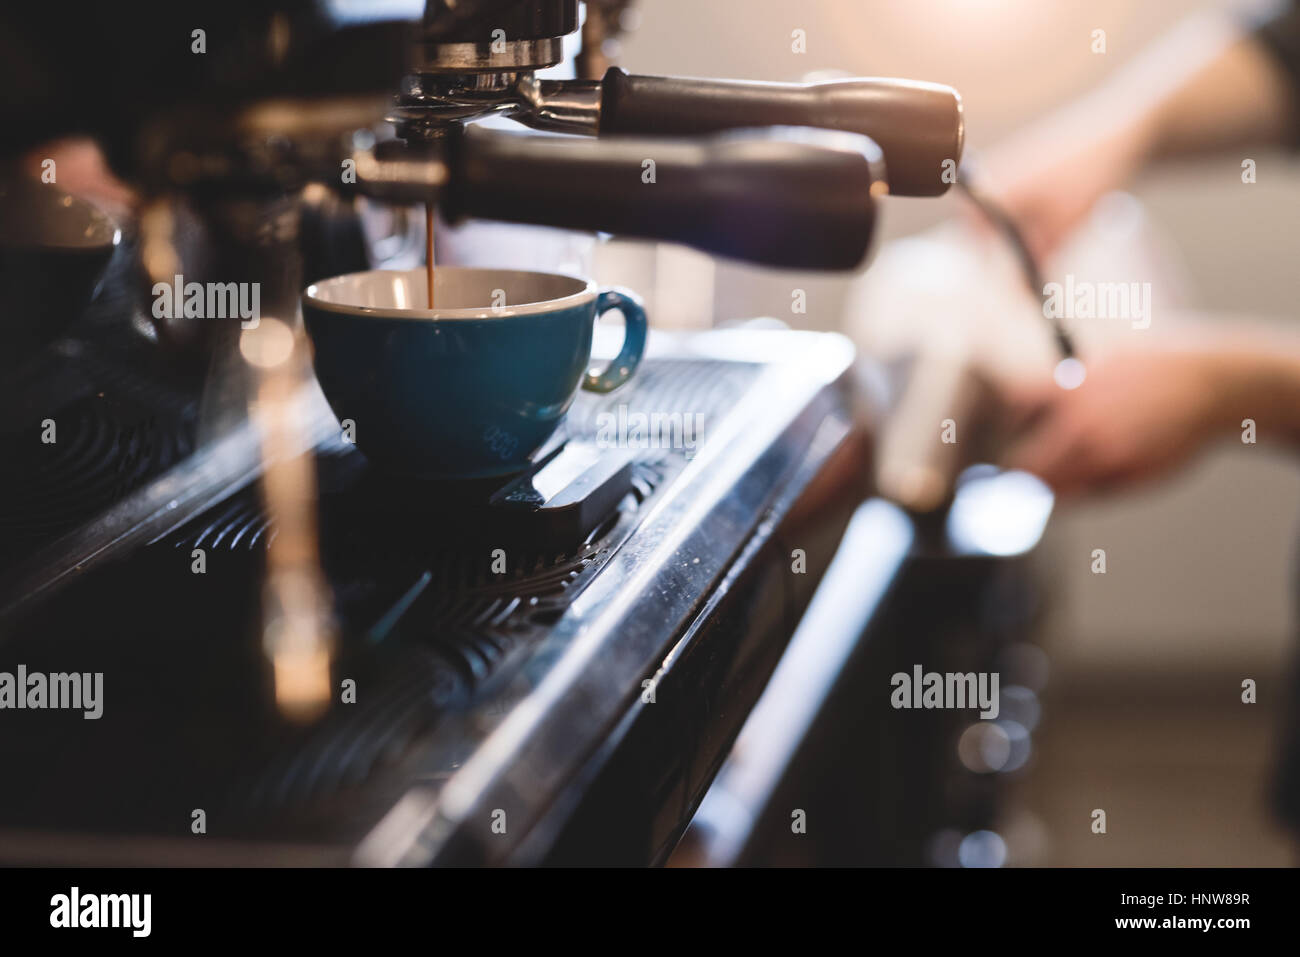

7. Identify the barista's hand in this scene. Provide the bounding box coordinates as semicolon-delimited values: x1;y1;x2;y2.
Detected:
973;15;1291;260
975;95;1155;260
998;347;1224;497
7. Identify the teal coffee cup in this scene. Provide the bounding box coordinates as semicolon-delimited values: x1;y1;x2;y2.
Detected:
302;267;647;478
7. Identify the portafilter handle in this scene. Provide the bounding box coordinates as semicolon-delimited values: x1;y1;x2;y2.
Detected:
596;69;963;198
358;125;885;271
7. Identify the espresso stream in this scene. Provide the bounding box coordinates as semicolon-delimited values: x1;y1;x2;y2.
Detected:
425;203;435;309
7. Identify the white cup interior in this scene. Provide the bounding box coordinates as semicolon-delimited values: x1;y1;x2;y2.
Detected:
304;267;595;320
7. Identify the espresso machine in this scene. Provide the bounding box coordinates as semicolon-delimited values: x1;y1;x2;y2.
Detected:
0;0;977;865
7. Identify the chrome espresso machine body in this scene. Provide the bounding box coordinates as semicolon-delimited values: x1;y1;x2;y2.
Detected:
0;1;977;865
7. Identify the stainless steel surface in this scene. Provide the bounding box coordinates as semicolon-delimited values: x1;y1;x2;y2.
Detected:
683;498;915;866
389;73;522;134
512;76;602;134
417;37;565;74
388;73;602;135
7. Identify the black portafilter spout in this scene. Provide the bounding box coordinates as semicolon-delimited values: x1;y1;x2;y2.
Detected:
596;69;964;198
362;125;885;271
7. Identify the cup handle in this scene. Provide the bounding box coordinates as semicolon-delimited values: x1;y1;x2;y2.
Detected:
583;287;648;394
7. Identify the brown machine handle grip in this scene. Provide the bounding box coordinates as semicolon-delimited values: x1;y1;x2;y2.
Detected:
446;125;884;271
599;68;964;198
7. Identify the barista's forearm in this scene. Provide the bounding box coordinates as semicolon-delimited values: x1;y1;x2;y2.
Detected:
1149;33;1297;158
1097;15;1298;162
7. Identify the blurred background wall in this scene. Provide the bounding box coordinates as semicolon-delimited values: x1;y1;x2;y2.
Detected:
613;0;1300;864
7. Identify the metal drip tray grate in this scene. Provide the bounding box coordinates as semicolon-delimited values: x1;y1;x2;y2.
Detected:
0;356;764;842
565;357;750;443
0;339;200;573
